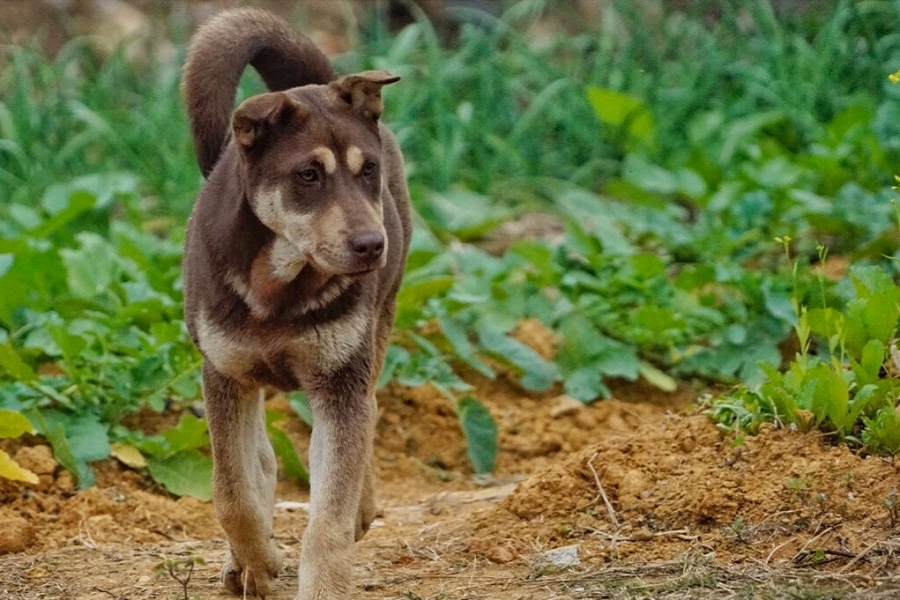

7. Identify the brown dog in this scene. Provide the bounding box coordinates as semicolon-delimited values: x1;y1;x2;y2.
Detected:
181;9;411;599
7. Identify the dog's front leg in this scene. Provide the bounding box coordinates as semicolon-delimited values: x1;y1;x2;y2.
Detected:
203;363;282;598
296;370;375;600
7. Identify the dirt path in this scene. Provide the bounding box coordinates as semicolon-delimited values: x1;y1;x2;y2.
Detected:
3;373;900;599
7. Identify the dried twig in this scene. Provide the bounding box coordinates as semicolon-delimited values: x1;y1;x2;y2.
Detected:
790;527;835;564
91;588;129;600
838;542;879;573
587;452;619;529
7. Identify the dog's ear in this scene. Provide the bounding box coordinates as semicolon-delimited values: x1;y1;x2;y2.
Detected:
233;92;305;151
331;71;400;122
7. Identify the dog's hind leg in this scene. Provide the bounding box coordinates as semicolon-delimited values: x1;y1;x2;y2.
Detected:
203;363;282;598
296;358;375;600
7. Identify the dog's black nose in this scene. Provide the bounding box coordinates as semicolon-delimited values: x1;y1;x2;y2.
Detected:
348;231;385;261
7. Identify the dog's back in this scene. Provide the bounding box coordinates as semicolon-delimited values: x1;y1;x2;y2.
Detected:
181;10;410;599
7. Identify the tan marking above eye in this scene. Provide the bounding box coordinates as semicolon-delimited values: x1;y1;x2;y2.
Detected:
346;145;364;174
311;146;337;174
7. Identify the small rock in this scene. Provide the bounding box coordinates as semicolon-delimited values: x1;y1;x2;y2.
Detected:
631;527;654;541
0;517;35;554
13;445;57;476
533;544;580;571
487;546;515;564
550;395;584;419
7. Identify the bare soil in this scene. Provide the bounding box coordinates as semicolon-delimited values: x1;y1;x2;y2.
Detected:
2;355;900;600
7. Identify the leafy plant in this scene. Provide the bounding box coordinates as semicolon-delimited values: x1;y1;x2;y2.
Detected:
0;408;38;483
155;555;204;600
3;0;900;485
713;264;900;454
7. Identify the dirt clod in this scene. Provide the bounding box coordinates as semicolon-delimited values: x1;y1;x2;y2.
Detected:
487;546;516;564
0;517;35;554
549;394;583;418
13;445;57;476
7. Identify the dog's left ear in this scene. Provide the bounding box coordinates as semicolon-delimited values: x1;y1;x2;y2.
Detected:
233;92;306;151
331;71;400;122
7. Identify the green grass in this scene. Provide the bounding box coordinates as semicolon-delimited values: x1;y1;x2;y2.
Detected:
1;0;900;491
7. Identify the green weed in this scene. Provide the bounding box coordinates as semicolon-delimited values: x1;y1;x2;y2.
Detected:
2;1;900;488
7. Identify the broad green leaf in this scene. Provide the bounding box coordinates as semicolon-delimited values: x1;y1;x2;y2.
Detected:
478;328;556;391
41;172;138;212
110;442;148;469
65;413;112;464
621;153;678;195
863;406;900;455
852;339;886;385
0;409;34;438
638;361;678;393
456;396;497;474
438;315;495;379
556;190;635;256
148;450;213;500
59;233;120;299
762;284;796;323
48;324;88;359
586;86;655;148
32;411;110;489
0;343;37;382
162;415;209;455
40;420;94;488
0;449;38;484
288;391;314;427
0;253;12;278
31;192;96;238
266;410;309;483
718;110;786;164
848;384;879;428
808;363;849;432
419;189;510;239
564;367;610;402
396;276;454;327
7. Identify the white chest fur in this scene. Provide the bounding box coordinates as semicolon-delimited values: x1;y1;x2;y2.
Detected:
195;306;371;386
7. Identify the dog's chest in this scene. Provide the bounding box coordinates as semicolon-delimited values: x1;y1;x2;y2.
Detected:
195;307;370;389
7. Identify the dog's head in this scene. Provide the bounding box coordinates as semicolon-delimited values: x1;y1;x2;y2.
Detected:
232;71;400;277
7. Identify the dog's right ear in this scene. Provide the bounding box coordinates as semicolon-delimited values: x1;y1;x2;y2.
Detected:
233;92;305;151
331;71;401;122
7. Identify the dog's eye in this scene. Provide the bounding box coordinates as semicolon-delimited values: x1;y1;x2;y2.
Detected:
297;168;319;183
362;161;378;177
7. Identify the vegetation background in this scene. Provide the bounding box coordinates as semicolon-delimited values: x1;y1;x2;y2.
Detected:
1;0;899;504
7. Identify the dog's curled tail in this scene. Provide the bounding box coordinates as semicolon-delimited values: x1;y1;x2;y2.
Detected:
182;8;336;177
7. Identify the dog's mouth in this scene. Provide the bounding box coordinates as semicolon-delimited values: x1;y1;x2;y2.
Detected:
303;254;382;278
347;265;379;277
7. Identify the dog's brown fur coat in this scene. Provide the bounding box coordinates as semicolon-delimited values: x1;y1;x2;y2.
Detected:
181;9;411;599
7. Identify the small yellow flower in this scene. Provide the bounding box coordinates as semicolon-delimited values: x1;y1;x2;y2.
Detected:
890;69;900;83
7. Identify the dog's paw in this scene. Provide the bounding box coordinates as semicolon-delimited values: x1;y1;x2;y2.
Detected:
221;546;283;598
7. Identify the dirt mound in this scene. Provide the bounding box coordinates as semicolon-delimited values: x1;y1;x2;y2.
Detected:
0;374;685;556
3;380;900;599
0;445;221;554
467;414;900;574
